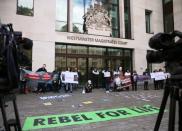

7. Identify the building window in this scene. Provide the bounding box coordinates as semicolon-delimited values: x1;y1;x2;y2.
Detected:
124;0;131;39
72;0;120;37
145;10;152;33
56;0;68;32
17;0;34;16
56;0;120;38
72;0;90;33
163;0;174;33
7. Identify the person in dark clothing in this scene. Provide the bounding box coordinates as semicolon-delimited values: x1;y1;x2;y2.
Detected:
82;80;93;93
102;67;111;93
36;64;47;72
92;67;99;88
132;70;138;91
19;66;27;93
143;68;149;90
36;64;47;93
153;69;159;90
158;69;164;89
52;70;60;92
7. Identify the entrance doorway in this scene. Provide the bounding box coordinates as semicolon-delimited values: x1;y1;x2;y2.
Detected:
55;44;133;85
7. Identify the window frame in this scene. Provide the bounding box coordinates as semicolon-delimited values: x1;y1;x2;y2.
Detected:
16;0;34;16
145;9;152;33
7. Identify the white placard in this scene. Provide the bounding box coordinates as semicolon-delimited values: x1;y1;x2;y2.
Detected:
150;72;166;81
61;72;78;84
103;71;111;77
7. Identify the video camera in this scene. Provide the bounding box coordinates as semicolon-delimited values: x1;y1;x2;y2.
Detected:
0;23;33;93
147;31;182;63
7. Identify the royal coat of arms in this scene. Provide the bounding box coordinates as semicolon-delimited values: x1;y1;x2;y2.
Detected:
83;1;112;36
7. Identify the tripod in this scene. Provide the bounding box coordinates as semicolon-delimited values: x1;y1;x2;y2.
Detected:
154;79;182;131
0;93;22;131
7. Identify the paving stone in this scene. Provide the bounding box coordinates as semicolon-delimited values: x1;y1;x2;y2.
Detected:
0;87;179;131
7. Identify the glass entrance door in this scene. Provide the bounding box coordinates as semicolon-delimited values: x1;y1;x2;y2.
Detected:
77;58;87;85
107;59;123;70
67;57;87;85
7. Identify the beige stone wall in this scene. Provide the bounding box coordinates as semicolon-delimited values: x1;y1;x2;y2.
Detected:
0;0;56;72
0;0;165;74
173;0;182;31
131;0;164;73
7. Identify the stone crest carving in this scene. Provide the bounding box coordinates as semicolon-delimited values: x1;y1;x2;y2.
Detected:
83;3;112;36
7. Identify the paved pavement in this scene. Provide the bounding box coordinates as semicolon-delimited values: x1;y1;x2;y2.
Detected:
0;85;178;131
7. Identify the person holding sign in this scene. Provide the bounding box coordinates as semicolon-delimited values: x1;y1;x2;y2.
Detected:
61;67;73;93
102;67;111;93
36;64;47;93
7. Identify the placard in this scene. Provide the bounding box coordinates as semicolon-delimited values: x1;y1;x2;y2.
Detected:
150;72;166;80
61;72;78;84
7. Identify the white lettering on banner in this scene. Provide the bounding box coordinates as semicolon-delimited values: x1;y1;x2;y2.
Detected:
150;72;166;81
67;36;127;45
61;72;78;84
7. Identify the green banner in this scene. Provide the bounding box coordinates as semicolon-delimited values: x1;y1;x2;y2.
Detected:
23;105;159;131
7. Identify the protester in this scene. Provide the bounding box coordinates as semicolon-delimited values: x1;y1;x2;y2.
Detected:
92;67;99;88
62;67;73;93
112;67;121;91
72;67;79;90
19;66;27;93
82;80;93;93
158;69;164;89
143;68;149;90
113;74;122;91
119;66;124;80
52;70;60;92
102;67;111;93
113;67;120;77
123;69;131;90
36;64;47;72
36;64;47;93
153;69;159;90
124;69;131;77
132;70;138;91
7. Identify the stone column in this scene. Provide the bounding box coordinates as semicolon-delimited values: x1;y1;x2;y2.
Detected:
68;0;73;32
119;0;125;38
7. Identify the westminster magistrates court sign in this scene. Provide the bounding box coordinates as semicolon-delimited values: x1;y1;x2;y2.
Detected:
67;35;127;45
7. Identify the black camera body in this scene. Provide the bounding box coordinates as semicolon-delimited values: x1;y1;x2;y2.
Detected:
0;23;33;93
147;31;182;80
147;31;182;63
